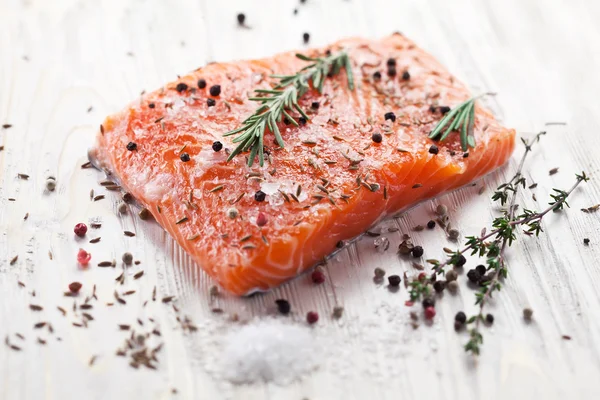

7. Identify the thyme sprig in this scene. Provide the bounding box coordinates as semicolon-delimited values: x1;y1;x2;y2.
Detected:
225;50;354;166
428;92;495;151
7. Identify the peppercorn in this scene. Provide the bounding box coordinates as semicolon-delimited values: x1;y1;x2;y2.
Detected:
46;179;56;191
439;106;451;114
467;269;481;283
445;269;458;282
463;153;469;158
523;307;533;321
139;208;150;220
485;313;494;325
584;238;590;245
122;252;133;265
299;117;307;125
448;229;460;240
387;66;397;77
422;297;435;309
306;311;319;324
401;71;410;80
475;264;486;276
209;85;221;96
68;282;82;294
236;13;245;26
429;145;439;155
180;152;190;162
418;272;427;281
447;280;459;294
77;248;91;266
427;220;436;229
388;275;401;287
436;204;447;216
212;141;223;152
175;83;188;92
332;306;344;319
197;79;207;89
311;101;320;109
118;202;127;214
148;103;155;109
386;58;396;67
336;240;344;248
275;299;291;315
126;142;137;151
371;132;382;143
424;307;436;320
455;254;466;267
454;321;464;331
303;32;310;44
207;98;216;107
372;71;382;80
454;312;466;324
209;285;219;297
433;280;445;293
479;273;494;286
384;112;396;122
311;269;325;284
74;223;87;237
123;192;133;203
256;212;267;227
254;190;266;202
374;267;386;279
227;208;238;219
412;245;424;258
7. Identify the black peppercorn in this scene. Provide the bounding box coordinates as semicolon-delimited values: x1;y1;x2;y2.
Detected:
388;275;401;287
429;145;439;155
275;299;291;315
384;112;396;122
372;133;382;143
148;103;155;109
401;71;410;80
422;297;435;308
485;313;494;324
303;32;310;44
412;245;424;258
180;152;190;162
212;141;223;152
584;238;590;245
311;101;320;109
126;142;137;151
455;254;467;267
254;190;266;202
336;240;344;248
283;118;291;125
454;320;464;331
373;71;382;81
433;280;445;293
299;117;307;125
209;85;221;97
455;311;467;324
467;269;481;283
387;66;397;77
176;83;188;92
475;264;486;276
463;153;469;158
197;79;207;89
386;58;396;67
427;220;436;229
207;98;216;107
439;106;451;114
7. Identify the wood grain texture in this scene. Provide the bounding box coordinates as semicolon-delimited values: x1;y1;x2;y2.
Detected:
1;0;600;399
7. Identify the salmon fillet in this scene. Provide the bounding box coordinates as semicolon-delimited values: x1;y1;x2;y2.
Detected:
90;34;515;295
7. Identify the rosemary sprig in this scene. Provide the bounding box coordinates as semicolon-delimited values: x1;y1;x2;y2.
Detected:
429;92;495;151
225;50;354;166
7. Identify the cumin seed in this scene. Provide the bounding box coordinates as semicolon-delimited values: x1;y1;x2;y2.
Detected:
81;161;92;169
161;296;175;303
124;231;135;237
412;183;422;189
18;173;29;180
134;271;144;279
89;237;101;243
29;304;43;311
240;234;252;242
175;217;188;225
208;185;224;193
187;234;199;241
10;255;18;265
93;195;105;201
98;261;113;267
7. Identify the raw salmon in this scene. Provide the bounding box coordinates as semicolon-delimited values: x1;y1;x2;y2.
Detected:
90;34;515;295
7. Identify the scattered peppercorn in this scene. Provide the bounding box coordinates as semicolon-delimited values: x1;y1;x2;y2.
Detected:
455;254;466;267
207;98;216;107
448;229;460;240
148;103;155;109
311;101;320;109
306;311;319;324
475;264;486;276
429;145;439;155
236;13;245;26
384;112;396;122
303;32;310;44
422;297;435;309
126;142;137;151
227;208;238;219
336;240;344;248
175;83;188;93
439;106;451;114
455;311;467;324
523;307;534;321
46;179;56;192
445;269;458;282
374;267;386;279
68;282;82;294
209;85;221;97
447;280;459;294
463;153;469;158
427;220;436;229
299;117;307;125
436;204;447;216
311;269;326;284
386;58;396;67
74;223;87;237
180;153;191;162
467;269;481;283
123;192;133;203
424;307;436;320
371;132;382;143
122;252;133;265
401;71;410;80
118;202;127;214
387;66;397;77
372;71;382;80
254;190;266;202
485;314;494;325
412;245;424;258
583;238;590;245
212;141;223;152
332;306;344;319
418;272;427;281
77;248;91;266
275;299;291;315
256;212;267;227
433;280;445;293
210;285;219;297
454;321;464;331
388;275;401;287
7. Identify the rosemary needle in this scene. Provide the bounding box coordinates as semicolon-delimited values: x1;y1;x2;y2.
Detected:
225;50;354;166
429;92;495;151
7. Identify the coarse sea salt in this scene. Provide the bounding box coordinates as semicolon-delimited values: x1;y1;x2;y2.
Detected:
220;318;319;385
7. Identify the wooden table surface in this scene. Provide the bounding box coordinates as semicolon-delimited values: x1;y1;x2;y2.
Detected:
2;0;600;399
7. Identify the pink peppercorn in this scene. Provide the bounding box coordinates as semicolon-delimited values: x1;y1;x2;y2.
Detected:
418;272;427;281
405;301;414;307
256;212;267;227
311;269;326;284
77;249;91;266
306;311;319;324
424;306;436;320
68;282;82;294
74;223;87;237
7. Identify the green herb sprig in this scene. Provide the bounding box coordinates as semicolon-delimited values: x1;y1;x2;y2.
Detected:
429;92;495;151
225;50;354;167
